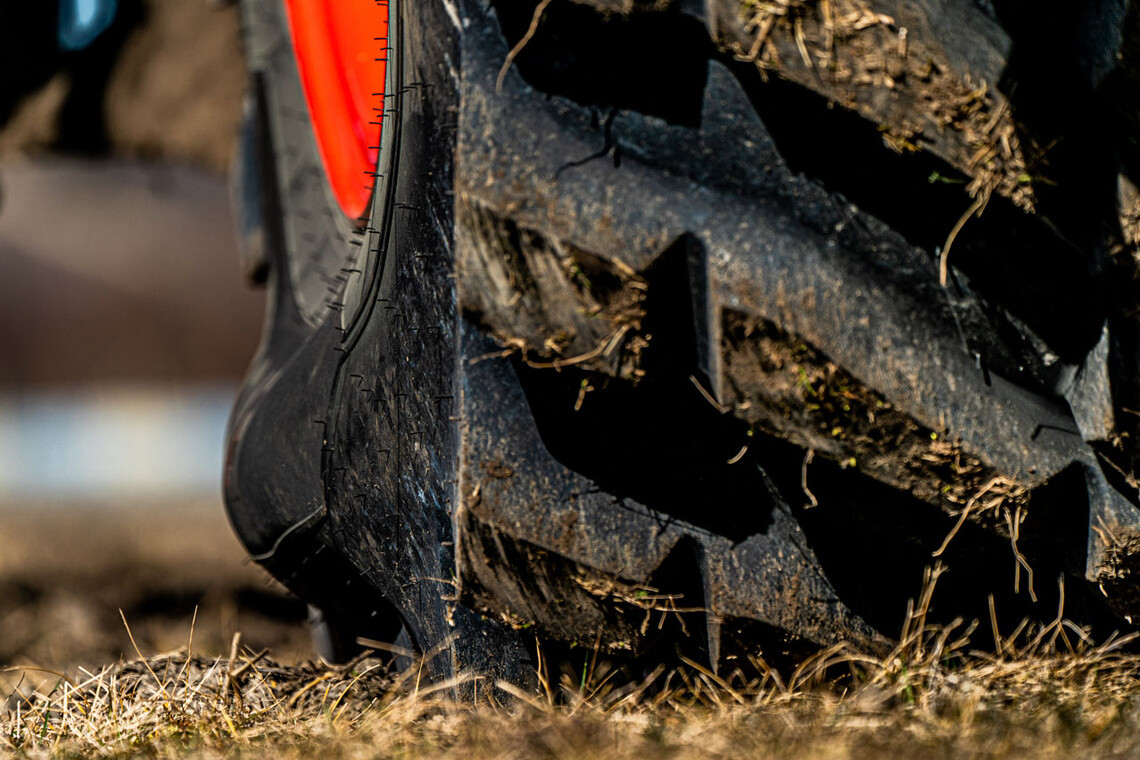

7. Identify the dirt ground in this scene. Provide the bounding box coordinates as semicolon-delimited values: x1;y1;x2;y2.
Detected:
0;501;311;681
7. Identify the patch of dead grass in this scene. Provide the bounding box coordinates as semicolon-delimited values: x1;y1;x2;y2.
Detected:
7;572;1140;760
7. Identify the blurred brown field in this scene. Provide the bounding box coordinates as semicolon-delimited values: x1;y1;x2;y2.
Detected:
0;502;311;676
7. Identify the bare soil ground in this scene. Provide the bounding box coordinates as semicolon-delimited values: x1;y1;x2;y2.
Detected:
0;501;310;676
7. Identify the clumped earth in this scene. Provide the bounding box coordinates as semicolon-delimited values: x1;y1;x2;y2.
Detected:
722;310;1029;522
730;0;1034;211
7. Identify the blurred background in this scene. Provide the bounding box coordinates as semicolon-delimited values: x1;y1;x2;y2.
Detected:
0;0;311;678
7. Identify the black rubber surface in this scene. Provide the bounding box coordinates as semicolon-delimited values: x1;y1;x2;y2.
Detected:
227;0;534;681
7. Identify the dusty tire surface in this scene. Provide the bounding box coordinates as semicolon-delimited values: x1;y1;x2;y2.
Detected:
226;0;1140;677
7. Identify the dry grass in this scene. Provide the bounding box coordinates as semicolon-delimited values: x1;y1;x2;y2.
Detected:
8;571;1140;760
5;508;1140;759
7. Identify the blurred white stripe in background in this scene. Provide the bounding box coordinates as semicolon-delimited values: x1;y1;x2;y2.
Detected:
0;386;235;499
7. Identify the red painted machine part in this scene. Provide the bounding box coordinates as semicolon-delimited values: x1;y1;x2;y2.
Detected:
283;0;388;220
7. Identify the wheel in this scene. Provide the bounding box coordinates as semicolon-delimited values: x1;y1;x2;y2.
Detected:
226;0;1140;678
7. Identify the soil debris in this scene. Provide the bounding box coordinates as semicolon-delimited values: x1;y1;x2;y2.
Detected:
730;0;1036;212
573;572;699;637
1092;529;1140;621
459;199;649;380
1120;174;1140;255
721;310;1028;525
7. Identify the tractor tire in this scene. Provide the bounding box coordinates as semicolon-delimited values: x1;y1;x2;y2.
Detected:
225;0;1140;679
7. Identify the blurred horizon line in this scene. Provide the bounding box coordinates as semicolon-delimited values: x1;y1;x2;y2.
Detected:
0;383;237;502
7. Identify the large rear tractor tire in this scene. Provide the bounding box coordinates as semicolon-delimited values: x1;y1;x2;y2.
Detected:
226;0;1140;678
